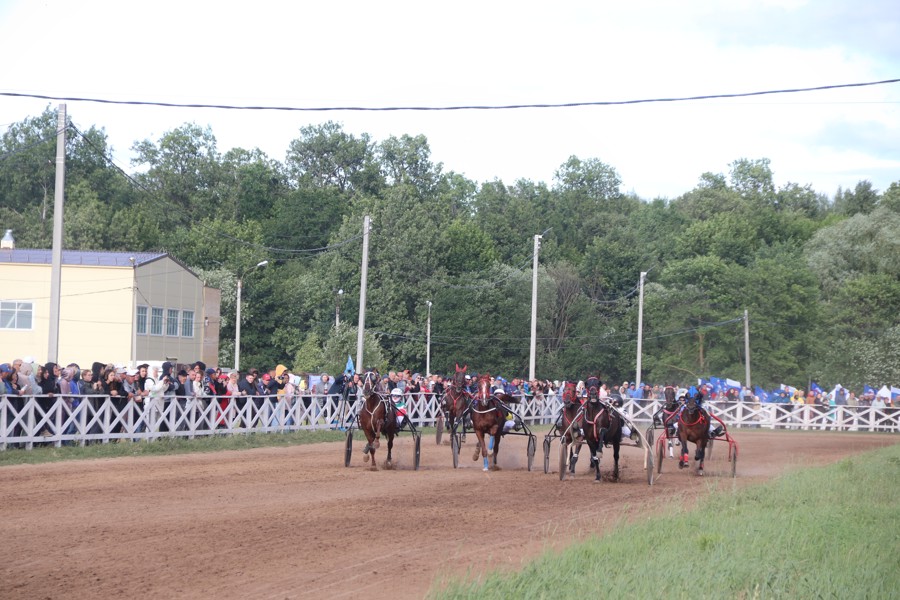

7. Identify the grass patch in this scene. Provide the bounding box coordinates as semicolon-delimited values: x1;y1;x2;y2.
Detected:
0;429;346;467
431;444;900;599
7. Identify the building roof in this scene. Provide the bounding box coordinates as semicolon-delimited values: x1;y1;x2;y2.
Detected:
0;249;167;267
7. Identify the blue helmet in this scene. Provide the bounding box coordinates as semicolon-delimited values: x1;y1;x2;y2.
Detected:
688;385;698;397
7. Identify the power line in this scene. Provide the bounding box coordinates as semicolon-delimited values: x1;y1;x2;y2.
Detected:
3;78;897;112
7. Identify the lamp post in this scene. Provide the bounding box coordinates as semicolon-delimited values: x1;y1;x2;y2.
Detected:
234;260;268;371
335;288;344;328
425;300;432;377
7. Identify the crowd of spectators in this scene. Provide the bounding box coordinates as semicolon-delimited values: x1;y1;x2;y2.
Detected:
2;355;895;443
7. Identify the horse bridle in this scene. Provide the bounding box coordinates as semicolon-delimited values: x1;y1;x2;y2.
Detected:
471;376;499;413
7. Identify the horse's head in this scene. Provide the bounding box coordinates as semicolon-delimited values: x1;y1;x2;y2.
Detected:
475;373;492;404
562;381;579;406
585;376;602;403
451;363;468;391
361;370;380;396
683;385;703;414
664;385;678;410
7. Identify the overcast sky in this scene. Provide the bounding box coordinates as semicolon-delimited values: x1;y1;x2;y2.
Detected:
1;0;898;199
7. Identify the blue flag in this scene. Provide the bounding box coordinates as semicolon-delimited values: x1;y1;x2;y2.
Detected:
345;355;355;376
810;381;822;394
755;386;769;403
863;385;876;396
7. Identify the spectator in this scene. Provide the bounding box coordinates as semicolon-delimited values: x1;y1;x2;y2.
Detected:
16;362;40;396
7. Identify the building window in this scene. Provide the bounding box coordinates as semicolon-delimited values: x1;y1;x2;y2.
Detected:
181;310;194;338
0;301;33;330
136;305;148;334
150;307;164;336
166;309;179;336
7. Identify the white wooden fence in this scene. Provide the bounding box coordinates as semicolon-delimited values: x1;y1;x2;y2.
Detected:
1;393;896;450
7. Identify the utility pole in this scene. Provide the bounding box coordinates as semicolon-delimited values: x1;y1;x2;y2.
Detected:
528;233;543;382
356;216;371;373
47;104;66;363
744;309;752;392
426;300;432;377
635;271;647;394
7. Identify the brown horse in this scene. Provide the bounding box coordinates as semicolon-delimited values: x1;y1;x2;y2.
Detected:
357;370;400;470
441;363;471;440
677;388;711;475
470;374;505;471
583;376;623;481
557;381;584;477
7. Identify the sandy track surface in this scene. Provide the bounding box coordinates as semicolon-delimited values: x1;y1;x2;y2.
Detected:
1;429;895;599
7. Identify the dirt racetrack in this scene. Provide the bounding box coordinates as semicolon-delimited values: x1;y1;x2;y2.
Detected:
1;429;896;599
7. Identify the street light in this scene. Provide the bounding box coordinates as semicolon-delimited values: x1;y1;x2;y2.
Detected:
235;260;268;371
425;300;433;377
335;288;344;328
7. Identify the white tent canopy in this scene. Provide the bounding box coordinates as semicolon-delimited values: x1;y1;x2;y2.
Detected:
877;385;891;398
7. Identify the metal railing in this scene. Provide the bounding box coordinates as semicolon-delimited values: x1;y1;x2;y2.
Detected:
2;393;896;450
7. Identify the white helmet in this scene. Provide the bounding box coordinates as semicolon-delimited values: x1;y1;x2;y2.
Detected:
390;388;402;396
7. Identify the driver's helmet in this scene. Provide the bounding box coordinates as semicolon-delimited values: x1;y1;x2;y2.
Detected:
390;388;402;397
677;388;688;400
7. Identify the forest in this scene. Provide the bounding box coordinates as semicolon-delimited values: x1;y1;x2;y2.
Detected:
1;107;898;390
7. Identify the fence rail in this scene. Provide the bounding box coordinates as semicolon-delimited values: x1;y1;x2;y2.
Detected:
1;393;897;450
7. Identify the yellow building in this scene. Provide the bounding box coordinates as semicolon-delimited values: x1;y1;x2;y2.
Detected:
0;248;220;368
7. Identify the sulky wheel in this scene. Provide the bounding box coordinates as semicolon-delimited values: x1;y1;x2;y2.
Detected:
451;433;460;469
656;436;665;475
344;429;353;467
414;433;422;471
558;439;568;481
730;444;737;478
527;435;536;472
543;437;551;474
435;413;444;445
645;427;654;448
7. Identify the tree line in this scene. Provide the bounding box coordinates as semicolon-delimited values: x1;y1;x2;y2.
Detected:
2;107;898;390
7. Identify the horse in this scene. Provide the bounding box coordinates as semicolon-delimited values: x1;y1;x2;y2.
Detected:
470;374;506;471
582;376;624;482
677;389;711;475
357;370;401;470
441;363;471;442
556;381;584;477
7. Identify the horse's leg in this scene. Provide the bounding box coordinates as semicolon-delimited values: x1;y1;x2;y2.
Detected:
472;428;483;462
612;440;620;481
569;437;582;474
384;433;394;469
696;438;706;475
365;426;378;470
362;422;374;464
678;432;689;469
490;431;501;471
589;439;602;482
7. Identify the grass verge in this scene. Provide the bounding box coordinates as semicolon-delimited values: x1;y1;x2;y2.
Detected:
0;429;347;467
431;443;900;599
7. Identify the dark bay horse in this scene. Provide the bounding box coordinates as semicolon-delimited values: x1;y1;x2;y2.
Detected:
441;364;471;441
357;370;400;470
557;381;584;477
582;376;623;481
470;374;505;471
677;389;711;475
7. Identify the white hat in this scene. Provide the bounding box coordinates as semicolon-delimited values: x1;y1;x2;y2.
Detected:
464;374;471;380
391;388;402;396
125;368;138;377
23;355;35;364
